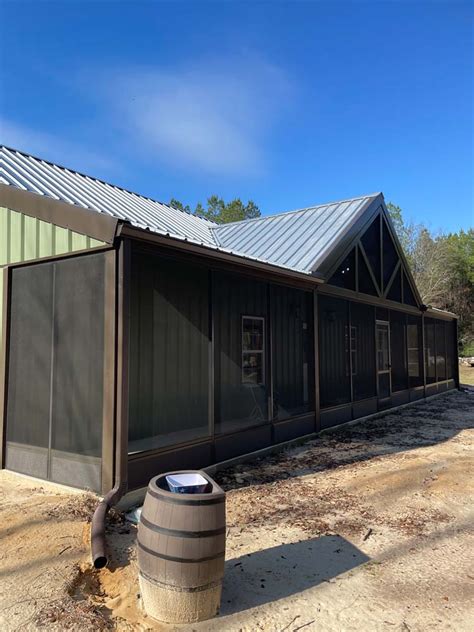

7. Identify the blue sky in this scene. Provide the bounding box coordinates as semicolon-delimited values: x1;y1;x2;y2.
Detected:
0;1;472;232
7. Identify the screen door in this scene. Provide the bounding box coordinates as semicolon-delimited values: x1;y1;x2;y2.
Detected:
376;321;391;399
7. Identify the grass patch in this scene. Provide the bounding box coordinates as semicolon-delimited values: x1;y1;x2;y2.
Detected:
459;365;474;386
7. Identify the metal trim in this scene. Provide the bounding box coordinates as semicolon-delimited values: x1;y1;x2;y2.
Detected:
101;250;117;494
122;225;324;286
0;267;10;468
0;183;119;244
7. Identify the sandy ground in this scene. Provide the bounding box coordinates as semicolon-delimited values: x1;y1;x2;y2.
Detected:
0;388;473;631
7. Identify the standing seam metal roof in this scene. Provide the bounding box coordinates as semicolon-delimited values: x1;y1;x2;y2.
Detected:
0;145;381;275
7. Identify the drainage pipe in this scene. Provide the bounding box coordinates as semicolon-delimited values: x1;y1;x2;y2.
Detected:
91;479;127;568
91;240;130;569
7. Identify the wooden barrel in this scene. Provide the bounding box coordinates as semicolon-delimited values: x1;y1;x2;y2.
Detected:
137;470;226;623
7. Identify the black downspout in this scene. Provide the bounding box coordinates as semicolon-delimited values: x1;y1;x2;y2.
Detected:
91;237;130;569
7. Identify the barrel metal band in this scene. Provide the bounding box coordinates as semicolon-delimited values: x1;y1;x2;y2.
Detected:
137;540;225;564
140;515;226;538
139;570;222;594
148;487;225;506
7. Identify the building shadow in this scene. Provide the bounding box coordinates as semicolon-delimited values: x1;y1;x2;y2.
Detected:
219;534;369;616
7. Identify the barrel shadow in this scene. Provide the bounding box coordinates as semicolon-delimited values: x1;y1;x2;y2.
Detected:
219;535;369;615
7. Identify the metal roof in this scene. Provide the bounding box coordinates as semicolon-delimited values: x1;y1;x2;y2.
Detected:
0;146;216;246
0;145;381;276
212;195;380;273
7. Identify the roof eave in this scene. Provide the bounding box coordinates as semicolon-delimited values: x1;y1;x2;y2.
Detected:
120;223;325;286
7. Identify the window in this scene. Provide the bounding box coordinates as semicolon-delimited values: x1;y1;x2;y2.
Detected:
242;316;265;385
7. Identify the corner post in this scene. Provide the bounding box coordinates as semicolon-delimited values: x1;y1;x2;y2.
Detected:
114;238;131;494
0;266;10;469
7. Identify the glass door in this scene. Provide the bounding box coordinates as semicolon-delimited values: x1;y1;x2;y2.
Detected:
376;321;391;399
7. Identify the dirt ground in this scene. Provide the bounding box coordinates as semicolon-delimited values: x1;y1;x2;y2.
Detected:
1;388;473;632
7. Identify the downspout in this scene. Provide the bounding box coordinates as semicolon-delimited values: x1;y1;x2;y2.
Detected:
91;235;130;569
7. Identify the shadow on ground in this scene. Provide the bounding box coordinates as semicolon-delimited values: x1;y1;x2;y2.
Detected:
219;534;369;615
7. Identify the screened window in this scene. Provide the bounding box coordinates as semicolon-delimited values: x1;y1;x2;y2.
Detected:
328;249;356;291
242;316;265;385
403;271;418;307
446;320;456;380
436;321;447;381
386;266;402;303
128;252;210;452
390;310;407;392
358;248;378;296
272;286;313;420
349;326;357;376
319;296;351;407
351;302;376;401
382;220;399;290
361;216;382;289
214;272;268;432
407;316;423;387
425;319;436;384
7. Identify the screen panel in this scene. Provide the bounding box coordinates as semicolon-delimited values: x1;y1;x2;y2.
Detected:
360;216;381;289
272;286;314;420
214;271;268;433
382;221;399;290
319;295;351;408
358;248;378;296
425;318;436;384
390;310;407;392
435;320;446;381
351;301;376;401
5;264;54;478
328;249;356;291
5;253;107;491
128;252;210;452
407;314;423;388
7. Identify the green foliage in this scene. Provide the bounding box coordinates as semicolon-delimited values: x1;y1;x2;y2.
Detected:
169;196;261;224
388;201;474;354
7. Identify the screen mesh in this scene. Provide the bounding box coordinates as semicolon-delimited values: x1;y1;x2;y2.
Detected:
319;295;350;408
5;253;106;491
390;310;407;392
351;301;376;401
51;255;105;458
272;286;314;419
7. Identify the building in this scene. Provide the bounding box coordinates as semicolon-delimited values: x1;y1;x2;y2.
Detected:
0;146;458;495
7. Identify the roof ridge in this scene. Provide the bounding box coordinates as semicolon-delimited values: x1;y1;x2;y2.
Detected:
211;192;383;230
0;145;217;227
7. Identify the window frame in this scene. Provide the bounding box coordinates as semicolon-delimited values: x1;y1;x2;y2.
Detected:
241;315;266;386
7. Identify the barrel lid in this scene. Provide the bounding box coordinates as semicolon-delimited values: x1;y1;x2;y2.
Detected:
148;470;226;504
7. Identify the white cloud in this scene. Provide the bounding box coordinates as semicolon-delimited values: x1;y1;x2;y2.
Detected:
99;56;292;175
0;118;117;175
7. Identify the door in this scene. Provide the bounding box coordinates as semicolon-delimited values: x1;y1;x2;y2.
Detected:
376;321;391;399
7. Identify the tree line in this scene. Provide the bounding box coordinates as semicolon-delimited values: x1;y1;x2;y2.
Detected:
170;196;473;355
